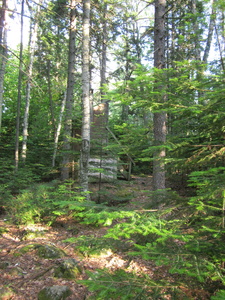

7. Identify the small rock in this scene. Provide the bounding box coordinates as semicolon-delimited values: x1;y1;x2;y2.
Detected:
54;258;82;279
19;243;36;254
38;285;72;300
35;244;66;259
0;261;10;269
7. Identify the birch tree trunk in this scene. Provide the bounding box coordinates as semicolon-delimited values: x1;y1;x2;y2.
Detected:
0;0;8;133
21;0;42;164
52;91;66;168
153;0;167;195
61;0;77;181
80;0;91;195
15;0;24;172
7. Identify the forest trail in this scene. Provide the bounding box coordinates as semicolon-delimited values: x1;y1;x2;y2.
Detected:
0;177;209;299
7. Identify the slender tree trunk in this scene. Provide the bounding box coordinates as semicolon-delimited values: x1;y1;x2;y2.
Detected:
21;0;42;164
192;0;201;61
52;91;66;167
15;0;24;172
203;0;216;63
100;2;107;101
99;2;109;145
215;25;225;72
47;60;56;135
153;0;167;195
80;0;91;195
0;0;8;133
122;25;130;122
61;0;77;181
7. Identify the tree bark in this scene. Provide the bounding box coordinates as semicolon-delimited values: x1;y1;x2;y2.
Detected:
61;0;77;181
99;2;109;145
153;0;167;194
100;2;107;101
203;0;216;63
21;0;42;164
47;60;56;135
15;0;24;172
80;0;91;195
0;0;8;133
52;91;66;168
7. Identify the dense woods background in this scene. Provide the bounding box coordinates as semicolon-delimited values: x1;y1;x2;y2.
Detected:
1;0;225;299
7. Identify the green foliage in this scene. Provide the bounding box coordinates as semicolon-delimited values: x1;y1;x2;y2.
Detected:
0;227;8;235
4;180;71;224
211;290;225;300
0;157;41;196
74;209;135;227
2;3;225;299
100;183;225;294
63;235;118;257
106;211;194;274
81;268;186;300
5;179;134;226
92;186;134;206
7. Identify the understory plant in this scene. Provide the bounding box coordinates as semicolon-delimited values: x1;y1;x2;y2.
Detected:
5;180;89;224
5;179;135;226
81;268;188;300
3;170;225;299
78;169;225;299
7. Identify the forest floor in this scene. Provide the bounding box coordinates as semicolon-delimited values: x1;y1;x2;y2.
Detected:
0;176;210;300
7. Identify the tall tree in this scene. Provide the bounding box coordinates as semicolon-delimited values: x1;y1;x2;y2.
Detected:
80;0;91;195
61;0;77;180
15;0;25;172
203;0;216;63
99;1;107;101
0;0;8;133
153;0;167;195
61;0;76;180
21;0;42;164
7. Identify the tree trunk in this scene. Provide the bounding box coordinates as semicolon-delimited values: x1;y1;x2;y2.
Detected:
0;0;8;133
203;0;216;63
61;0;77;181
80;0;91;195
47;60;56;135
15;0;24;172
21;0;42;164
99;2;109;146
100;2;107;101
52;91;66;168
153;0;167;195
192;0;201;61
